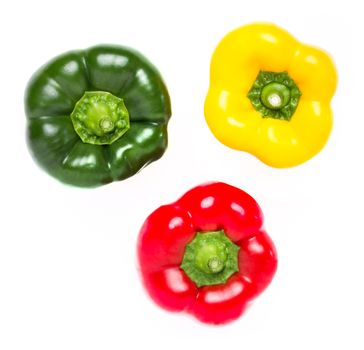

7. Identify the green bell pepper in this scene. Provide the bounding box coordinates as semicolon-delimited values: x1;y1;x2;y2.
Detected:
25;45;171;187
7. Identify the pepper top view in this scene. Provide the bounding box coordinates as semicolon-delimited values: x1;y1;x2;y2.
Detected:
205;22;337;167
25;45;171;187
21;21;335;327
137;182;277;325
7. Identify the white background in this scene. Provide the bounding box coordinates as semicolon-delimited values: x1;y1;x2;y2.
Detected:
1;0;363;349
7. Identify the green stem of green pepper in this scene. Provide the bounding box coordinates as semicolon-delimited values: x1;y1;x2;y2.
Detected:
70;91;130;145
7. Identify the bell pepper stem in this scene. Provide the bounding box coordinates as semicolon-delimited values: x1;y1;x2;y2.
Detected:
181;231;239;287
207;257;224;273
261;82;291;110
247;71;301;121
70;91;130;145
99;117;114;133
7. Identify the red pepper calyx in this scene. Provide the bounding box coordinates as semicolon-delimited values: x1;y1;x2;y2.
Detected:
181;230;240;287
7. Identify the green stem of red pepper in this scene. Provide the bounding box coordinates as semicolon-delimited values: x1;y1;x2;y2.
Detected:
181;231;240;287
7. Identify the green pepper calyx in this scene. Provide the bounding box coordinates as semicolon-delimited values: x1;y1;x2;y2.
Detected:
70;91;130;145
181;230;240;287
247;71;301;121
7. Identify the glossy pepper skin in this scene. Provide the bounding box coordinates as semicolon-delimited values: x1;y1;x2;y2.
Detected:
25;45;171;187
205;23;337;168
137;182;277;325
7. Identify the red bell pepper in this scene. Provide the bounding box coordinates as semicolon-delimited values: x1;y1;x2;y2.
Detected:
137;182;277;325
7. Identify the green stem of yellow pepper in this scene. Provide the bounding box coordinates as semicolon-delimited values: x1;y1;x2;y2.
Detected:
247;71;301;121
261;82;290;109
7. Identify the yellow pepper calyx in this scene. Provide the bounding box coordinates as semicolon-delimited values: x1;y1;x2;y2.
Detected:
247;71;301;121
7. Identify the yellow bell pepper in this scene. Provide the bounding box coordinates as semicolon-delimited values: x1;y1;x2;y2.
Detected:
204;23;337;167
